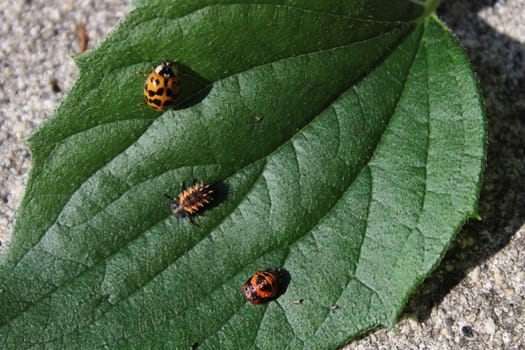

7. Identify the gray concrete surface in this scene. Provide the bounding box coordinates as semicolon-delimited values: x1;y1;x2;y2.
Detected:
0;0;523;349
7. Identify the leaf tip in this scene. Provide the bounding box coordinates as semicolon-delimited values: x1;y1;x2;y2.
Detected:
411;0;443;16
471;213;482;221
71;52;87;70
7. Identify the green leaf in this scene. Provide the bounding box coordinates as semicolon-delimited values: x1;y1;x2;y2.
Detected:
0;1;485;349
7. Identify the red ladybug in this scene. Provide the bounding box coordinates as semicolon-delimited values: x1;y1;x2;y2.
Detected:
242;269;283;304
165;182;214;225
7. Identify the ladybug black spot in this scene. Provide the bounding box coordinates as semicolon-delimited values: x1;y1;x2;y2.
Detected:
150;98;162;107
259;283;273;292
255;275;267;285
162;100;173;109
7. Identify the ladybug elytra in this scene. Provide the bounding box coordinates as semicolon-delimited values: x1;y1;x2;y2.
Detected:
140;61;181;111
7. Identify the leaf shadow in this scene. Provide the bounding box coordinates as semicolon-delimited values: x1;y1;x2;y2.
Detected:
206;181;230;212
173;63;213;110
404;0;525;322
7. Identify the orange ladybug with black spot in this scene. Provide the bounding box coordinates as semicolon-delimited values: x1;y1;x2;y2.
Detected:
165;182;214;225
140;61;181;111
242;269;284;304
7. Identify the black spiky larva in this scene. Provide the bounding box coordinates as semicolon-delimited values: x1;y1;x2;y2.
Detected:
165;182;214;225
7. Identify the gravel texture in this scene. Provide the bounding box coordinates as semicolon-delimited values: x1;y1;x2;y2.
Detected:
0;1;523;349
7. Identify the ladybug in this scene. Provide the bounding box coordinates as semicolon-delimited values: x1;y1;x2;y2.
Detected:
140;61;181;111
165;182;214;225
242;269;283;304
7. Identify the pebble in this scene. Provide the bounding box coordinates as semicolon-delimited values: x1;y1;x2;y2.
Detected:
503;287;515;297
502;332;512;344
407;318;419;330
484;318;496;335
461;325;474;338
48;8;61;22
493;268;505;285
440;326;450;337
469;266;481;283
